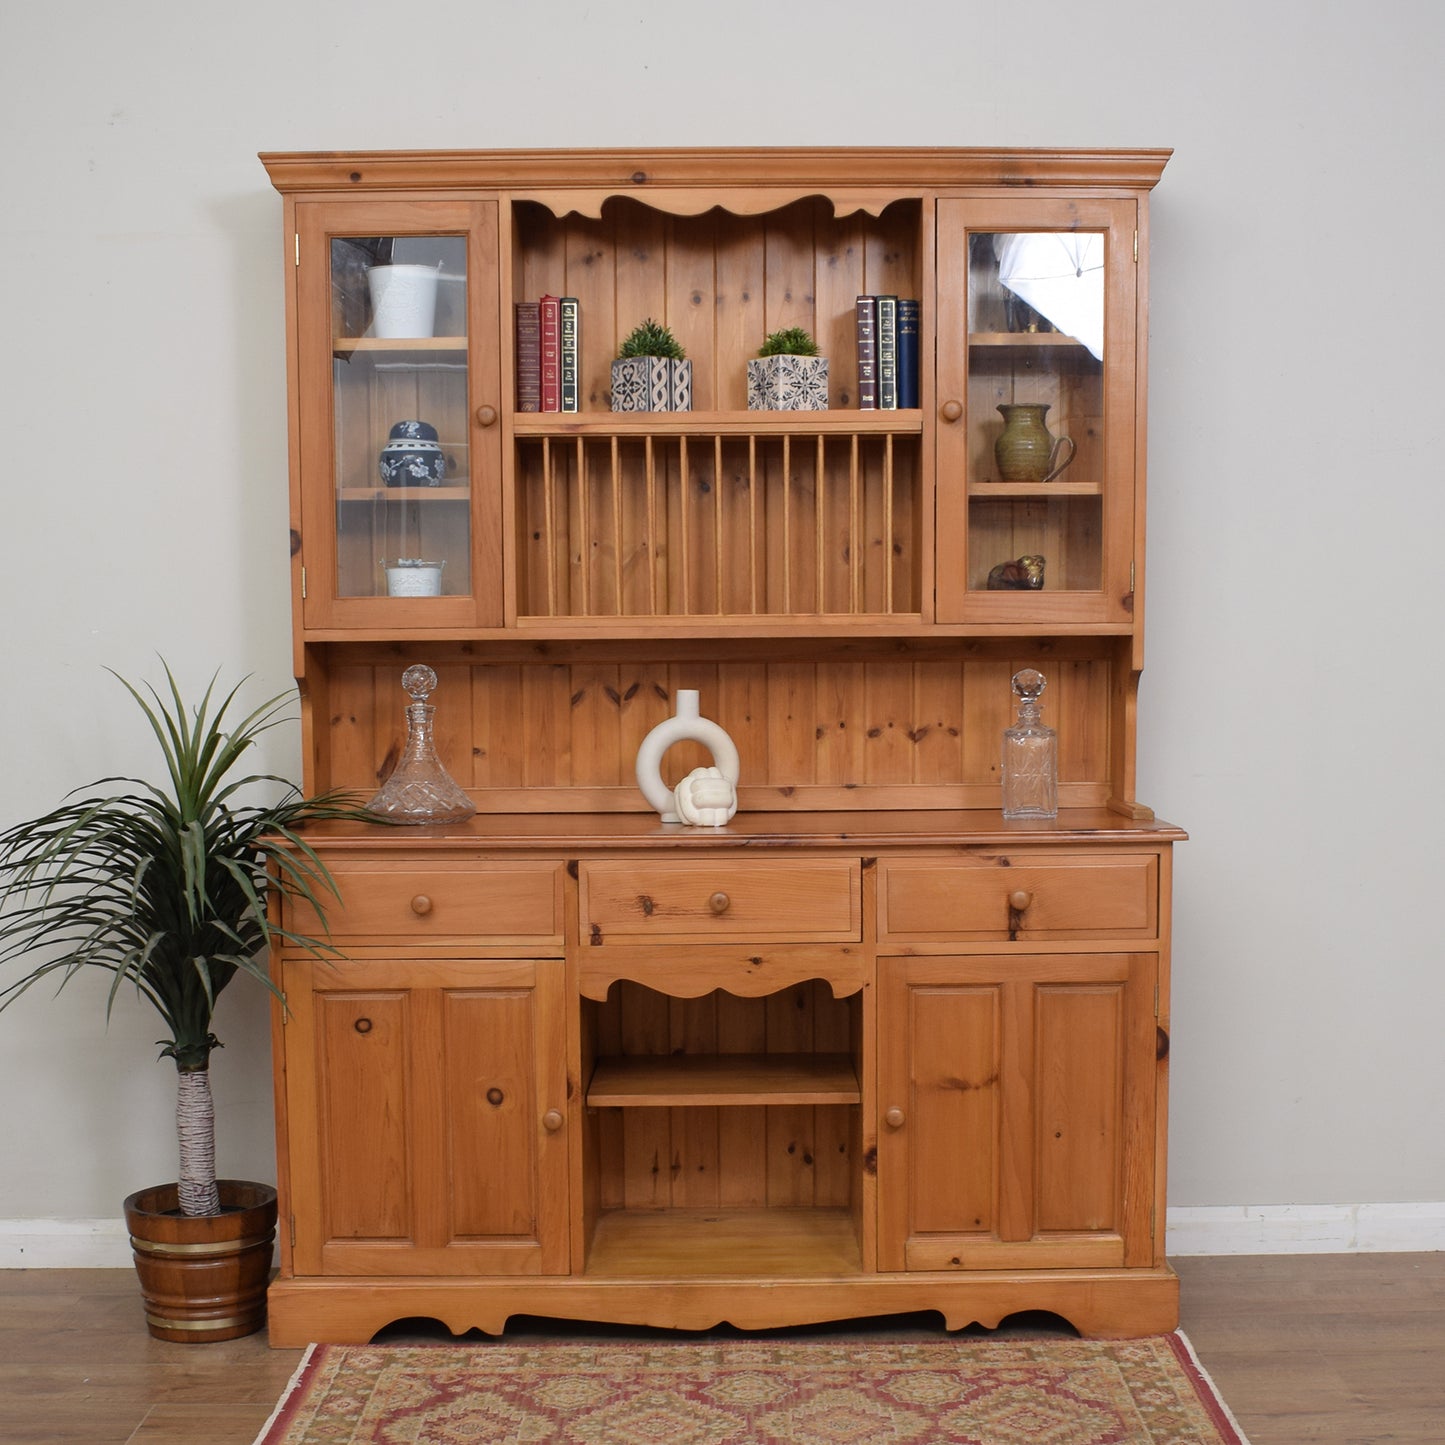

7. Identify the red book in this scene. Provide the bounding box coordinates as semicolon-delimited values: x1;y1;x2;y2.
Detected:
514;301;540;412
539;294;561;413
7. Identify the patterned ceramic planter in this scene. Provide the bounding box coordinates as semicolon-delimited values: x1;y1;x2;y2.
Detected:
611;357;693;412
747;355;829;411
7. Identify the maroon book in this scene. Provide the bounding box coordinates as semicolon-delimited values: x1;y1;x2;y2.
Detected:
514;301;541;412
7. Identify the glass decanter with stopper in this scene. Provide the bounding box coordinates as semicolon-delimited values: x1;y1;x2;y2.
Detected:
365;664;476;824
1001;667;1058;820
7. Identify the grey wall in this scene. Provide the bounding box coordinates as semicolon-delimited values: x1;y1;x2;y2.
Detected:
1;0;1441;1225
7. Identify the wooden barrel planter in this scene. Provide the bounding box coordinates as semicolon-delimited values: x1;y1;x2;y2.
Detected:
123;1179;277;1342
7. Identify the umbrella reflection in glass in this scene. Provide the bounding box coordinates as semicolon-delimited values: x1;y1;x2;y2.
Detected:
996;232;1105;361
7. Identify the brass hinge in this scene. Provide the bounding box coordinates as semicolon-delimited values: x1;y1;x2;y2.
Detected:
288;1214;296;1248
1150;1202;1157;1241
1133;230;1138;264
1154;979;1159;1015
300;566;307;600
1131;561;1137;594
294;233;300;267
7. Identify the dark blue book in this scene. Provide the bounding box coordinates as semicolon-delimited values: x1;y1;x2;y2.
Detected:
897;298;920;409
876;295;898;410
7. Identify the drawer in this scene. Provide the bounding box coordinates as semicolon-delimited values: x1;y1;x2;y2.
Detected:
580;859;861;944
286;860;565;943
877;853;1158;942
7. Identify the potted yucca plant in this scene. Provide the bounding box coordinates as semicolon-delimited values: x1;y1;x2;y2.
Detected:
748;326;830;411
611;317;692;412
0;664;367;1341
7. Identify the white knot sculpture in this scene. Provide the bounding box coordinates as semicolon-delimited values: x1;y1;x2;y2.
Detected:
635;690;740;825
673;766;738;828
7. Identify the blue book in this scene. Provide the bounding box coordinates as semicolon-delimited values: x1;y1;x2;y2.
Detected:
897;298;920;409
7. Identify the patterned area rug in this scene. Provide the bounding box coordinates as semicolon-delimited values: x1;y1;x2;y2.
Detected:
254;1332;1247;1444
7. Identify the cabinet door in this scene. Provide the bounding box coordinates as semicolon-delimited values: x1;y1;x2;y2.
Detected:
291;198;503;630
281;957;569;1276
876;953;1158;1271
934;198;1139;624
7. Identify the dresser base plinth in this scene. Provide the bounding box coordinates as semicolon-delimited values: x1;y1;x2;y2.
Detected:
266;1267;1180;1346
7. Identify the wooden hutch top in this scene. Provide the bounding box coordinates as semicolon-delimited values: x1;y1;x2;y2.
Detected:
262;145;1172;823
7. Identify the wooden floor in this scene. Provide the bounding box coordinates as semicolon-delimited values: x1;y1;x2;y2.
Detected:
0;1256;1441;1444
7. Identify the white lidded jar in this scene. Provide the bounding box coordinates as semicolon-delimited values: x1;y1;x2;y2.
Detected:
378;419;447;487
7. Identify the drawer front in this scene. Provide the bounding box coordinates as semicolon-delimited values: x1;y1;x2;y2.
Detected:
287;860;565;943
878;853;1158;942
580;859;861;943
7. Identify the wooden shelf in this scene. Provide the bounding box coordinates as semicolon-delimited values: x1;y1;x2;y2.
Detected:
587;1053;860;1108
968;481;1102;498
514;409;924;438
336;486;470;502
333;336;467;354
585;1207;861;1278
969;331;1089;349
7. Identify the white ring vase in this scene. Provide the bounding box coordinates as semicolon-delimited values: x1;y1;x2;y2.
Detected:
635;690;740;823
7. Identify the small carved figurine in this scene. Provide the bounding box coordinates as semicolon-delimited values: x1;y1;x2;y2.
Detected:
986;554;1046;590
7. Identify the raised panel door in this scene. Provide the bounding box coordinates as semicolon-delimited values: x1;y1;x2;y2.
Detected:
876;953;1157;1271
281;956;569;1277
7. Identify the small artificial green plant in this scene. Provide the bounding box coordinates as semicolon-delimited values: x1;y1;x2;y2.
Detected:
757;326;820;358
616;318;686;361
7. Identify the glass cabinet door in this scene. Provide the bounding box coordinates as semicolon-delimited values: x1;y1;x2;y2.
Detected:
294;201;501;629
934;199;1138;624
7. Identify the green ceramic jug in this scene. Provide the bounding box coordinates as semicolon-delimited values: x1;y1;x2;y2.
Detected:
994;403;1076;483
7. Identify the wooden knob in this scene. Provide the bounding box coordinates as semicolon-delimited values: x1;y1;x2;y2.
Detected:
708;891;731;914
353;1017;372;1035
543;1109;565;1132
1156;1026;1171;1061
940;399;963;422
475;404;498;427
410;894;433;916
1008;890;1033;912
884;1107;905;1129
486;1087;505;1107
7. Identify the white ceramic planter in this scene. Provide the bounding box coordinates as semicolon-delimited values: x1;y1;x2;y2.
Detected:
366;264;439;339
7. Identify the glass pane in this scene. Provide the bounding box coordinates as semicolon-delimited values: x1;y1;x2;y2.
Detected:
965;231;1105;596
331;235;470;600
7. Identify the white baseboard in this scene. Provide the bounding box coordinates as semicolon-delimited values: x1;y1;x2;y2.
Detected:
2;1204;1442;1268
0;1218;132;1268
1165;1202;1445;1255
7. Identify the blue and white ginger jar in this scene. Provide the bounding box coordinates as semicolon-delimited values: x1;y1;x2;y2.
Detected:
379;420;446;487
